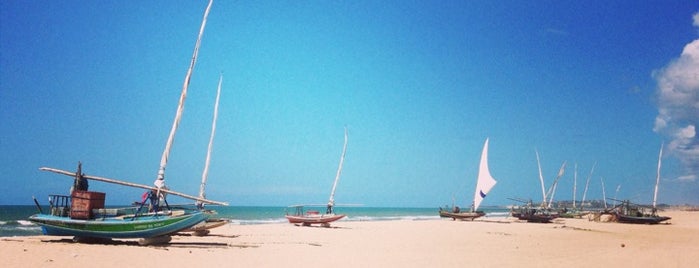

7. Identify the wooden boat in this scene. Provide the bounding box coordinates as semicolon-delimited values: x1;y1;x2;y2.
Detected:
29;195;206;239
612;144;671;224
439;209;485;221
439;138;497;221
285;206;347;227
613;200;671;224
185;215;228;236
508;151;564;223
28;1;224;244
512;205;559;223
29;165;226;244
285;127;349;227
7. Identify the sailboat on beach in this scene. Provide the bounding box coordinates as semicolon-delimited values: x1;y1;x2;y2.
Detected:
611;144;671;224
509;151;562;223
182;74;228;236
439;138;498;221
286;127;349;227
28;0;225;244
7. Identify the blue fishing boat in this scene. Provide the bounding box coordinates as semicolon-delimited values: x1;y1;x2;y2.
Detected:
29;194;207;239
29;165;226;244
28;0;227;244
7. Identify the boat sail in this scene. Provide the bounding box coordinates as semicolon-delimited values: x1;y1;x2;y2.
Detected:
155;0;213;190
184;74;228;235
612;143;671;224
198;74;223;207
286;127;349;227
440;138;497;221
28;0;224;244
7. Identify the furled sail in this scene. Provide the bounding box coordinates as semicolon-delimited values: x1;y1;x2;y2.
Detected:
156;0;213;186
472;138;497;211
197;74;223;207
652;143;663;209
327;127;348;214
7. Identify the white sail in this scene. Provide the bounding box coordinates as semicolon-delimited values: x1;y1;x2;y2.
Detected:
652;143;663;209
327;127;348;210
156;0;213;185
472;138;497;212
198;74;223;206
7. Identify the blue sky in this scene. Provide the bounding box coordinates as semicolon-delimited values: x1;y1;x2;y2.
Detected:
2;1;698;207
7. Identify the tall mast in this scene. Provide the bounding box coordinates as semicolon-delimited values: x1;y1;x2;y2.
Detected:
580;162;596;210
327;127;348;214
600;177;607;209
652;143;664;209
613;184;621;206
573;163;577;209
198;74;223;207
156;0;213;185
535;150;547;208
546;161;567;208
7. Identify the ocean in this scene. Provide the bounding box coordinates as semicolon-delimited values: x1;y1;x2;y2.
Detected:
0;205;510;237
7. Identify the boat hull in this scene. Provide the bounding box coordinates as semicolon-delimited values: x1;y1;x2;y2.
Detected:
285;214;346;226
29;210;207;239
184;218;228;231
512;209;558;223
439;210;485;221
517;214;558;223
615;213;671;224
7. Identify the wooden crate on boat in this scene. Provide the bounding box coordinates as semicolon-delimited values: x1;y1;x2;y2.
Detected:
70;190;106;219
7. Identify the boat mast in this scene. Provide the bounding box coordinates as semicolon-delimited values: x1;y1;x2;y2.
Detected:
652;143;663;209
572;163;577;209
327;127;348;214
600;177;607;209
546;161;566;208
535;150;547;208
580;162;595;210
613;184;621;206
197;74;223;207
156;0;213;185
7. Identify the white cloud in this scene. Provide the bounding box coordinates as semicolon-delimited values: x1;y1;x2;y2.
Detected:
654;13;699;182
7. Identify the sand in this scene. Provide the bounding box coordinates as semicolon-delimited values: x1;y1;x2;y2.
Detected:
2;210;698;267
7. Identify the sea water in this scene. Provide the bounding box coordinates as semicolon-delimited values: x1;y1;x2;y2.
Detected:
0;205;510;237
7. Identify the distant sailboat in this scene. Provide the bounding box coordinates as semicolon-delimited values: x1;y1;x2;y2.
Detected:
285;127;349;227
510;150;559;223
439;138;497;221
612;143;671;224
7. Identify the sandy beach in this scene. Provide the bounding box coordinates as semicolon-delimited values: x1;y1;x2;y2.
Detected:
2;210;698;268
